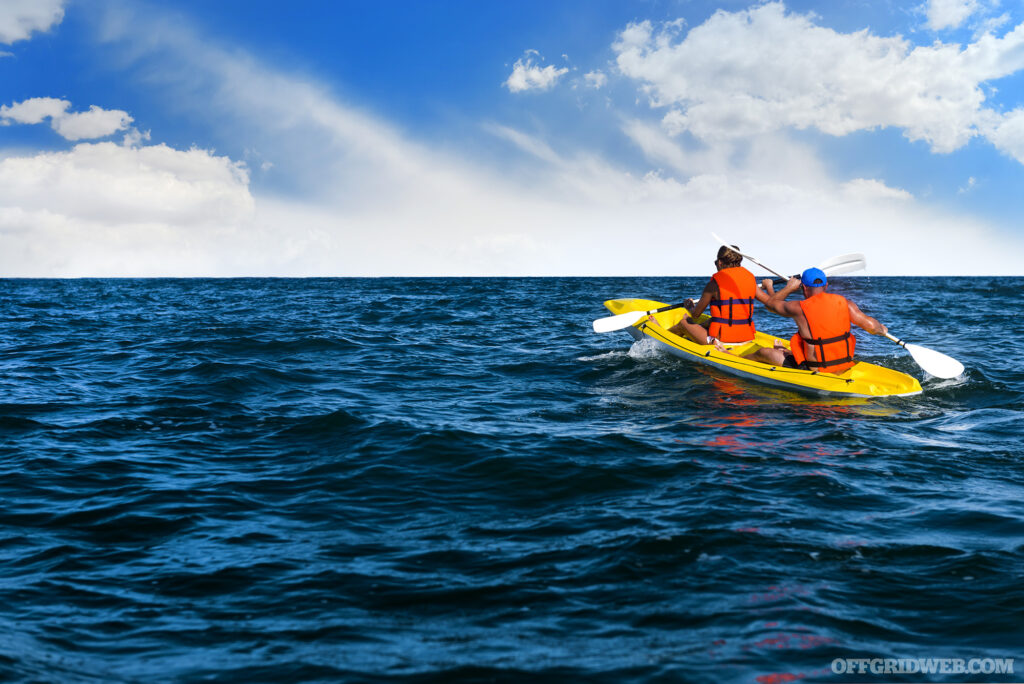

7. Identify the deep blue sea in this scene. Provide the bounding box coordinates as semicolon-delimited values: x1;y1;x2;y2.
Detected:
1;277;1021;683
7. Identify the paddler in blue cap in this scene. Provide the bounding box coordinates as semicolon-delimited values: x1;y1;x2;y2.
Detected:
649;244;773;349
754;267;888;373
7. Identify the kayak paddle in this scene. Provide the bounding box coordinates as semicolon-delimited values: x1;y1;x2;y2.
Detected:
592;302;691;333
591;252;866;333
713;234;866;281
711;233;786;279
815;252;867;277
884;333;965;379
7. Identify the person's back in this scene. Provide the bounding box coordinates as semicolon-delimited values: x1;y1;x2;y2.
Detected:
659;245;771;347
708;265;757;343
757;267;887;373
790;290;855;373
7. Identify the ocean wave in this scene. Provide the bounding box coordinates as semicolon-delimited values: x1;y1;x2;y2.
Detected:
0;277;1020;681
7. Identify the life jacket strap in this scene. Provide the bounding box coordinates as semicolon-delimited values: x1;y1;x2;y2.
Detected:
710;296;754;327
710;316;754;325
710;297;754;307
803;356;854;368
802;331;852;346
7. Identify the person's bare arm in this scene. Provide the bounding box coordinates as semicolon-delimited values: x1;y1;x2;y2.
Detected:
685;281;716;319
754;279;777;310
767;277;802;317
849;301;887;336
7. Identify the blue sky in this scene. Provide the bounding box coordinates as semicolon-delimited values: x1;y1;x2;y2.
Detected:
2;0;1024;276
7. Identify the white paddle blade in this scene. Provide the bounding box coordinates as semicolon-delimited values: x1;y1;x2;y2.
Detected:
710;232;730;249
711;232;754;259
819;253;866;276
593;310;646;333
904;343;965;379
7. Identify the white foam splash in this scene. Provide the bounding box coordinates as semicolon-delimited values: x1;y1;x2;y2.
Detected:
926;375;968;390
627;337;663;360
577;350;627;362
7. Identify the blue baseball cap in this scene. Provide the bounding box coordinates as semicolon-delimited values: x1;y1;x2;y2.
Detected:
801;267;827;287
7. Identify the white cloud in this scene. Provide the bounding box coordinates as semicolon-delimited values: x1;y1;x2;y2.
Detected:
53;104;134;140
975;11;1011;37
0;142;251;224
0;0;65;44
0;142;254;276
1;97;133;140
504;50;569;93
613;2;1024;159
123;127;152;148
925;0;980;31
485;123;564;165
2;1;1020;277
982;107;1024;162
842;178;913;201
584;70;608;89
1;97;69;124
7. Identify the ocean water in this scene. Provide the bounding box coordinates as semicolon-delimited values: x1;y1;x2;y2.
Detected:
0;276;1021;683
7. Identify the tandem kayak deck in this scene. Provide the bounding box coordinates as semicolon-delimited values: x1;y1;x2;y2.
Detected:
604;298;922;398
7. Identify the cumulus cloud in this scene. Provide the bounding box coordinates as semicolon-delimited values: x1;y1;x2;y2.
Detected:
0;142;254;276
1;97;133;140
925;0;980;31
504;50;569;93
1;96;69;124
53;105;134;140
613;2;1024;161
0;0;65;44
0;142;251;224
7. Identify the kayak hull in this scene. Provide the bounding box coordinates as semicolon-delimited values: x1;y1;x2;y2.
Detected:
605;298;922;398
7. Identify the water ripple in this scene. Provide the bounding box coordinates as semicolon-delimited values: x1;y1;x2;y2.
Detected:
0;277;1020;682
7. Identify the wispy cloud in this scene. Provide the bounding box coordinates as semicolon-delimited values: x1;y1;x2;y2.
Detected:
584;70;607;89
924;0;980;31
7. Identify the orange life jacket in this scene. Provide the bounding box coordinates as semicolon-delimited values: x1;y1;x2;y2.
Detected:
709;266;756;343
789;292;856;374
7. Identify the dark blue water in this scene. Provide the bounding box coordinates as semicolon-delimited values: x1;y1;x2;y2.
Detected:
1;277;1021;683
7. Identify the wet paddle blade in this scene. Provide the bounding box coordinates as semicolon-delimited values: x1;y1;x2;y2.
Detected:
904;342;965;379
819;253;866;276
592;310;646;333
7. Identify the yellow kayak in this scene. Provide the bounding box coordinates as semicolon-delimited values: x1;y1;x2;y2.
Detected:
604;298;922;398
